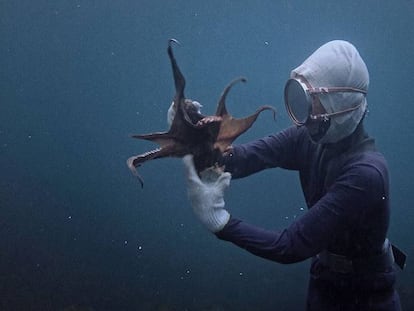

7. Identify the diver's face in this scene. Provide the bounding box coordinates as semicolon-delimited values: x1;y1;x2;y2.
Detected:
306;96;329;139
311;96;326;115
295;75;330;142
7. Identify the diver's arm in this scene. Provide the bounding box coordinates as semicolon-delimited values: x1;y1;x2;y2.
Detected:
221;126;306;178
216;163;386;263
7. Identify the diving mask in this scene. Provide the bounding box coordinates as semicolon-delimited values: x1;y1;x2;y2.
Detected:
284;78;367;126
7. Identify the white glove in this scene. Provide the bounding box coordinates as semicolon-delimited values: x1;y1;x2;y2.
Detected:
167;102;175;127
183;155;231;232
167;100;203;127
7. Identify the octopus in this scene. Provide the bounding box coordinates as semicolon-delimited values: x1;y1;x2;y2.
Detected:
127;39;275;187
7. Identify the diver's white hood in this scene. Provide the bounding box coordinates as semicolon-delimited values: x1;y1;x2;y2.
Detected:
291;40;369;143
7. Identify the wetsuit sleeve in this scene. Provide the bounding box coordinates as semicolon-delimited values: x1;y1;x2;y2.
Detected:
216;162;387;263
222;126;305;178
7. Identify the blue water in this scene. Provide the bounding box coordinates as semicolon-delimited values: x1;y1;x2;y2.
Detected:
1;1;413;310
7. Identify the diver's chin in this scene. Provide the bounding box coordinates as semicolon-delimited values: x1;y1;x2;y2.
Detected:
305;119;331;144
307;131;323;144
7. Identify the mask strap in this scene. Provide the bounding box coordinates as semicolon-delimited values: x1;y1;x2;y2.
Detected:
309;102;363;121
309;86;367;95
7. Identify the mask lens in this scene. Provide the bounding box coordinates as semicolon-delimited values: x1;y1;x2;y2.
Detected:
284;79;312;125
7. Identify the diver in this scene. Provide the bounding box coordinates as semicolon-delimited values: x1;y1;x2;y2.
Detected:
181;40;406;310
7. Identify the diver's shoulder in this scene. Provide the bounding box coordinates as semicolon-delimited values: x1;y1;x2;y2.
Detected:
348;150;389;176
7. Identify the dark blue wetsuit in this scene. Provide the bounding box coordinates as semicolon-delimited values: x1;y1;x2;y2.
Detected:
217;123;401;311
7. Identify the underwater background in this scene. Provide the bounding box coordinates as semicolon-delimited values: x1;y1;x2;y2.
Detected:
1;1;413;310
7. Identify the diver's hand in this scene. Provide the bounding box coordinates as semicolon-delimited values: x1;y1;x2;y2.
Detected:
183;155;231;232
